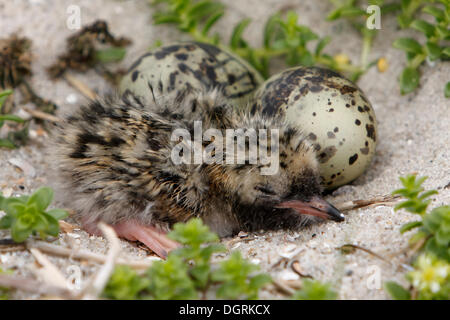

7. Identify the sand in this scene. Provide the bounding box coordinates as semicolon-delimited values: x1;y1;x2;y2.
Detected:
0;0;449;300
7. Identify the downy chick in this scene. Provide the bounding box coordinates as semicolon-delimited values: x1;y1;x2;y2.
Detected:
53;89;344;258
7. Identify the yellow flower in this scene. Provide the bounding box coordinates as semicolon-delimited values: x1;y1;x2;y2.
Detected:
377;58;388;72
409;254;449;294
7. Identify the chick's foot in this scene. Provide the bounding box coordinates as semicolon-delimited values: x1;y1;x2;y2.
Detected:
83;219;180;259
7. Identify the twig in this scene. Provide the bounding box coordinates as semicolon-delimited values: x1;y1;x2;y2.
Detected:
0;239;26;252
64;73;97;100
22;106;61;122
27;241;155;269
0;274;73;298
30;248;70;290
290;260;313;279
81;223;120;299
272;278;295;296
335;194;401;212
337;244;392;265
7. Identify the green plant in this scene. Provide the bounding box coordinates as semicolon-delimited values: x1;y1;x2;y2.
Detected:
0;89;28;149
392;175;449;260
103;265;150;300
291;279;338;300
385;174;450;300
392;0;449;95
0;267;12;300
0;187;69;242
212;251;271;299
327;0;400;80
150;0;363;79
103;218;271;300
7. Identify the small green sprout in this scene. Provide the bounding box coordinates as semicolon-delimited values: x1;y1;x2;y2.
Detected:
0;89;28;149
385;174;450;300
0;267;12;300
0;187;69;242
103;265;150;300
146;254;198;299
291;279;338;300
103;218;271;300
212;251;272;300
392;174;449;260
169;218;225;288
392;0;449;96
150;0;362;79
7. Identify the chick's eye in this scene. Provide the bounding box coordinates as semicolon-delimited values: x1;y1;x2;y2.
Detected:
255;185;276;195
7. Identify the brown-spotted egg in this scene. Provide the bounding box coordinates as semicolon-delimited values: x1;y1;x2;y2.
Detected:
254;66;377;189
120;42;264;106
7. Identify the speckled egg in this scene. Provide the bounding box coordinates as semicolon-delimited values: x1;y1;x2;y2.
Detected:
254;66;377;190
120;41;264;106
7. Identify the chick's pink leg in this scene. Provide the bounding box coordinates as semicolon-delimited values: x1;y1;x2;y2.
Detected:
113;221;180;259
82;219;180;259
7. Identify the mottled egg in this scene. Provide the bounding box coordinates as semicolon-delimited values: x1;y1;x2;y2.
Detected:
120;41;264;106
254;66;377;189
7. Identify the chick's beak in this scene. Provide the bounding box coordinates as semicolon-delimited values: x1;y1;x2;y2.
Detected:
276;196;345;222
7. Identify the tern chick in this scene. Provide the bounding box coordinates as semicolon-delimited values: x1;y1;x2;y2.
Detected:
53;90;344;258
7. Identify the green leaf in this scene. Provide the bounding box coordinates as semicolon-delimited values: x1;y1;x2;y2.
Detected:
0;139;16;149
46;208;69;221
188;1;223;21
10;224;31;243
152;13;180;25
249;274;272;290
443;47;450;58
385;281;411;300
43;214;60;237
424;42;441;61
169;218;219;247
202;12;224;36
422;6;445;22
27;187;54;211
0;90;13;109
399;67;420;94
95;48;127;63
0;115;25;123
230;18;251;49
263;13;280;49
292;279;338;300
445;82;450;98
393;38;423;54
410;20;435;37
400;221;422;233
0;215;12;229
103;265;149;300
315;36;331;56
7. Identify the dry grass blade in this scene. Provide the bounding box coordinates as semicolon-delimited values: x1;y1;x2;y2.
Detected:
335;194;401;212
64;73;97;100
22;106;61;122
58;220;78;233
338;244;392;265
272;278;296;296
81;222;120;299
27;240;155;269
30;248;70;290
0;239;25;252
290;260;313;279
0;274;73;298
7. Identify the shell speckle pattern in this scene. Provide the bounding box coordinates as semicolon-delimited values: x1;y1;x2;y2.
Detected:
120;42;264;106
254;66;377;189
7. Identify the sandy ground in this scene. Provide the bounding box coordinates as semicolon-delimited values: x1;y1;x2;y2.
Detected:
0;0;449;300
